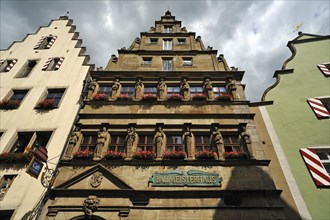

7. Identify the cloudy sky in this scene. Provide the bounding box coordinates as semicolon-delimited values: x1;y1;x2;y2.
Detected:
1;0;329;101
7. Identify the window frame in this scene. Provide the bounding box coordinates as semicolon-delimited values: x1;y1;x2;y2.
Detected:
0;175;17;201
79;134;97;152
42;57;64;71
142;57;152;65
98;85;112;96
10;131;53;153
177;38;186;45
34;35;57;50
138;134;154;152
182;57;192;66
15;59;39;78
0;59;17;72
163;39;173;50
166;135;183;152
109;134;125;153
195;135;211;152
121;86;135;97
164;26;173;33
150;38;158;44
162;58;173;71
223;135;241;153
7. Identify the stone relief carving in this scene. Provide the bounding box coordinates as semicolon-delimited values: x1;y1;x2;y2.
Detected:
63;127;82;160
94;126;110;161
153;126;166;160
210;126;224;160
86;79;99;101
182;126;195;159
83;195;100;216
239;125;255;159
203;78;214;100
226;78;237;100
90;172;103;188
180;78;191;101
125;127;139;159
157;78;167;101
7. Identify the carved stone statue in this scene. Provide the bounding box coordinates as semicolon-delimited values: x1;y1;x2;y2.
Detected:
153;126;166;160
133;79;144;101
125;127;138;159
210;126;224;160
94;126;110;161
239;126;255;159
83;195;100;217
90;172;103;188
110;78;122;99
86;79;99;101
157;78;167;101
226;78;237;100
180;78;191;101
183;127;195;159
203;78;214;100
63;127;82;160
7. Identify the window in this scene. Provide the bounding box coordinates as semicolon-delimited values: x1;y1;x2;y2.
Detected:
11;131;52;153
109;135;125;152
164;26;173;33
0;59;17;72
317;63;330;77
142;57;152;65
167;86;180;96
163;39;172;50
178;38;186;45
162;59;172;71
16;60;38;78
166;135;183;152
300;147;330;188
150;38;158;44
121;86;135;97
0;90;28;109
0;175;17;201
223;135;241;153
144;86;157;95
43;89;65;107
80;134;97;152
213;86;228;96
307;96;330;119
98;86;111;96
138;135;154;152
34;35;57;50
195;135;211;152
182;58;192;66
42;57;64;71
190;86;203;96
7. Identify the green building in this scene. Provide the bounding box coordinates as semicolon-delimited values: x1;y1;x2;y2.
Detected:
262;32;330;220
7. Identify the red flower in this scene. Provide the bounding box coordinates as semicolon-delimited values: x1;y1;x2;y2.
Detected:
105;150;126;160
73;150;94;159
93;93;108;101
216;93;232;100
168;93;182;101
223;151;247;159
0;100;20;109
143;94;158;101
36;99;56;109
117;93;132;100
195;150;216;160
133;150;155;160
192;93;207;100
0;152;33;163
163;150;186;160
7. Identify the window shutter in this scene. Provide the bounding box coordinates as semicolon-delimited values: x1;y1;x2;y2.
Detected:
54;57;64;70
42;58;53;71
307;97;330;118
300;147;330;188
317;63;330;77
5;60;17;71
46;36;57;49
34;36;45;49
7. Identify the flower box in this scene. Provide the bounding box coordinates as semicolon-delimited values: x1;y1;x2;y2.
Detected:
216;93;232;100
73;150;94;159
36;99;56;109
192;94;207;101
104;150;125;160
0;100;20;109
143;94;158;101
133;151;155;160
116;94;132;101
163;151;186;160
167;94;182;101
0;152;33;164
195;150;216;160
93;93;108;101
223;151;247;160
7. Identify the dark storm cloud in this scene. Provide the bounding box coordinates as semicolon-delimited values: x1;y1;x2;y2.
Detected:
1;0;329;101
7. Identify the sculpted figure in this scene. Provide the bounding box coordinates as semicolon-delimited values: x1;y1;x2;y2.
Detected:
210;126;224;160
203;78;214;100
157;78;167;100
64;127;82;159
94;126;110;160
110;78;122;99
83;195;100;217
125;127;138;158
133;79;144;101
153;127;166;159
183;127;195;159
226;78;237;100
180;78;191;101
239;126;255;159
86;79;99;101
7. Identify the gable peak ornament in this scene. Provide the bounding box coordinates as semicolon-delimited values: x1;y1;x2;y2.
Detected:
90;172;103;188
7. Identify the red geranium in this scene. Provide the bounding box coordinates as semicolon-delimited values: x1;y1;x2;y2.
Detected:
133;150;155;160
192;93;207;101
163;150;186;160
0;100;20;109
195;150;216;160
223;151;247;159
73;150;94;159
104;150;126;160
36;99;56;109
93;93;108;101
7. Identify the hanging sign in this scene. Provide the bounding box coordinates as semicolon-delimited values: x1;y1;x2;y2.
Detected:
26;157;44;179
149;170;222;187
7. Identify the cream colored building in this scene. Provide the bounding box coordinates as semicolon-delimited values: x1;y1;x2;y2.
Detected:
0;16;93;219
